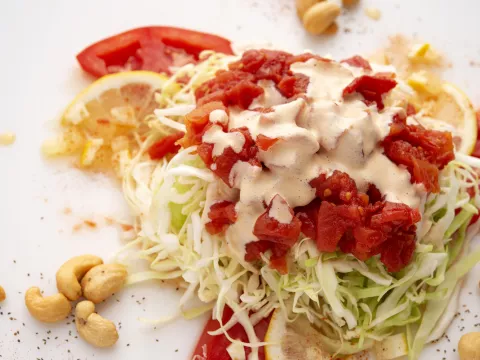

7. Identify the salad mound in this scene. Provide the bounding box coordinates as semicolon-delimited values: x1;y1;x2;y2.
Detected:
122;47;480;360
48;33;480;360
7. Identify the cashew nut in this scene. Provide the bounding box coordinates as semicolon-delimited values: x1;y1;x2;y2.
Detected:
25;287;71;323
296;0;324;19
75;301;119;348
0;285;5;302
81;263;128;303
342;0;359;7
303;2;341;35
459;332;480;360
56;255;103;301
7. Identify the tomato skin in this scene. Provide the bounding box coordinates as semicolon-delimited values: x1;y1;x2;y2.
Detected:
341;55;372;71
76;26;233;78
181;101;228;148
192;307;271;360
382;113;454;193
342;75;397;110
205;201;238;235
256;134;279;151
253;195;301;247
472;110;480;158
147;132;185;160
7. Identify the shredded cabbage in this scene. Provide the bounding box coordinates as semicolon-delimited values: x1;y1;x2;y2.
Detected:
118;52;480;360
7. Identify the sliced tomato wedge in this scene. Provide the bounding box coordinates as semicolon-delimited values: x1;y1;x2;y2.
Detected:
77;26;234;78
192;307;271;360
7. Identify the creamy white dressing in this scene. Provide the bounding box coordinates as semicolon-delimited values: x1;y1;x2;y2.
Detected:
209;109;229;125
268;196;294;224
203;125;245;156
203;57;424;260
249;80;287;108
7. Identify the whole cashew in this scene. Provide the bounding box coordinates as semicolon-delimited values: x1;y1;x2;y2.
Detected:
75;301;119;348
0;285;5;302
56;255;103;301
459;332;480;360
25;287;72;323
81;263;128;303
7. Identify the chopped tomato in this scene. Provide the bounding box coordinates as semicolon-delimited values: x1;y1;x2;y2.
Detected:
147;132;185;160
309;170;359;204
341;55;372;71
412;158;440;193
379;232;416;272
287;53;332;65
256;134;279;151
181;101;228;148
76;26;233;78
253;195;301;247
198;127;260;186
196;70;264;109
277;74;309;98
366;183;384;204
205;201;238;235
243;195;301;273
295;199;321;239
472;110;480;158
229;50;292;83
342;75;397;110
316;202;362;252
382;112;454;193
245;241;290;274
195;49;317;109
192;307;272;360
300;170;421;271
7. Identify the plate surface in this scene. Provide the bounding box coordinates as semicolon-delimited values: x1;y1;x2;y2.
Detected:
1;1;479;359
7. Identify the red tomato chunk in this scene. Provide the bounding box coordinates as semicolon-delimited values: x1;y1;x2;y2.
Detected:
205;201;238;235
304;171;420;272
244;195;302;273
341;55;373;71
382;113;454;193
198;127;260;187
342;75;397;110
147;131;185;159
180;101;228;148
256;134;280;151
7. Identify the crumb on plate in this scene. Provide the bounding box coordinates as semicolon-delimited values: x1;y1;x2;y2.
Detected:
0;132;16;146
365;7;381;20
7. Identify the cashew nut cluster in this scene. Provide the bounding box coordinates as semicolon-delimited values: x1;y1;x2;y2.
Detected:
459;332;480;360
81;263;128;303
75;301;119;348
24;254;127;348
56;255;103;300
25;287;71;323
0;285;6;302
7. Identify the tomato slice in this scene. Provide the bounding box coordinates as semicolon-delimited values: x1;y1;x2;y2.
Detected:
192;307;271;360
76;26;234;77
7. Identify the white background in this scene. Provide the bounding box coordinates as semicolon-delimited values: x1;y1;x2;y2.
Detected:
1;0;480;359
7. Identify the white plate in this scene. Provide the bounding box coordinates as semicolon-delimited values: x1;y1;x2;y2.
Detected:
1;1;479;359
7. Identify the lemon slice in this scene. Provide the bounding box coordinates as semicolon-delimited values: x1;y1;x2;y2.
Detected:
419;83;477;154
264;310;409;360
264;310;330;360
45;71;166;171
62;71;166;126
